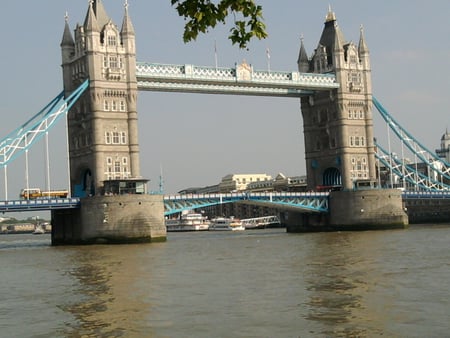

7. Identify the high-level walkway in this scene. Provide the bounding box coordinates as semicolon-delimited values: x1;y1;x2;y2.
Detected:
136;62;338;97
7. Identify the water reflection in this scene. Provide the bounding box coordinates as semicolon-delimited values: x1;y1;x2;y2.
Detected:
303;231;386;337
60;245;159;337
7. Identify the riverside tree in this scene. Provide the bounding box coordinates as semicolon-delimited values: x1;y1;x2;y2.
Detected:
170;0;268;49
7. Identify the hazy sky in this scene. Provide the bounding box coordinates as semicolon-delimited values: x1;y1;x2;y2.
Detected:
1;0;450;203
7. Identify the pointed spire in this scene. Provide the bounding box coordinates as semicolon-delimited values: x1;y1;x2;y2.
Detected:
84;0;100;32
121;0;135;36
61;11;75;47
358;24;369;55
297;35;309;72
92;0;111;29
325;4;336;22
333;24;344;52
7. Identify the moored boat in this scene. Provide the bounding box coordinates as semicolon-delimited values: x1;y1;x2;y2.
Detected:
241;216;281;229
209;217;245;231
32;224;45;235
165;211;210;232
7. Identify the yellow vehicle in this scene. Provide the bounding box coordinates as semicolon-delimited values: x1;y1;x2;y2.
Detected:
20;188;69;199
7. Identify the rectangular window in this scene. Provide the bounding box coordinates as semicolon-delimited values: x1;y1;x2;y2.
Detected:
111;101;117;111
122;157;128;165
104;100;109;111
120;100;126;111
103;56;108;68
112;132;120;144
114;161;121;173
108;35;117;46
121;132;126;144
105;132;111;144
106;157;112;165
109;56;118;69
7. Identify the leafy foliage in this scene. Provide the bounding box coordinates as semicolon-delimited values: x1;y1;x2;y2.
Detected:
170;0;268;49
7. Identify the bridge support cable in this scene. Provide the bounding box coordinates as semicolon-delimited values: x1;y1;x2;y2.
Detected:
0;80;89;200
373;97;450;189
45;130;51;197
375;141;450;190
0;80;89;169
3;165;7;200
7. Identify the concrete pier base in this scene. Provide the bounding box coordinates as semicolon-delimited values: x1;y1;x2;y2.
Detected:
51;194;166;245
286;189;408;232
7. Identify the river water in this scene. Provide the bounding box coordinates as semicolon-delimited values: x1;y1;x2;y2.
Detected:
0;225;449;338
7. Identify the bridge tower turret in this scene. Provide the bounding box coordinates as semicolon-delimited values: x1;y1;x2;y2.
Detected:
300;8;376;191
61;0;142;196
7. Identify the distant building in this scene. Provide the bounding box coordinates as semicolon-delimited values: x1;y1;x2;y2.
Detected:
246;179;274;192
219;174;272;192
273;173;307;192
436;129;450;163
177;172;308;220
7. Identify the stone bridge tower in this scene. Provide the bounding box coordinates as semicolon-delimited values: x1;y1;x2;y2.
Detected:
54;0;166;245
285;7;408;231
298;8;376;191
61;0;141;197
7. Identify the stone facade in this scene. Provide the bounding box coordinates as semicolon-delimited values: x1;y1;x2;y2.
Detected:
56;0;166;244
61;0;140;196
52;194;166;245
299;9;376;191
219;173;272;192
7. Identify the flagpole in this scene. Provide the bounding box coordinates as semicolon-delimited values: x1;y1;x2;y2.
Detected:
266;47;271;73
214;40;218;69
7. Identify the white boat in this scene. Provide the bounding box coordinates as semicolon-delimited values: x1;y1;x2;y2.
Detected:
165;212;210;232
32;224;45;235
241;216;281;229
209;217;245;231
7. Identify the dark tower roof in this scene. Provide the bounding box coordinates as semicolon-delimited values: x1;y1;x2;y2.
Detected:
84;2;100;32
317;6;346;59
92;0;111;29
297;36;309;72
61;13;75;47
84;0;111;31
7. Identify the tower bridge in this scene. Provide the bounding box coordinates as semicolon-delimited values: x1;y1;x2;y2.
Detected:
13;0;450;243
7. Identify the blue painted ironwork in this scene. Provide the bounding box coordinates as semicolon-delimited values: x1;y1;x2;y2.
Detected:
375;142;450;190
402;191;450;199
373;97;450;189
0;198;80;212
0;80;89;168
136;62;339;97
163;192;329;216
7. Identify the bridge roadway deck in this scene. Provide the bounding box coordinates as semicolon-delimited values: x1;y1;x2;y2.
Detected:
0;198;80;212
0;192;329;214
1;191;450;214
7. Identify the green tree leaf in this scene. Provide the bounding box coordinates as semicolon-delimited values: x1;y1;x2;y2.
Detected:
171;0;268;49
